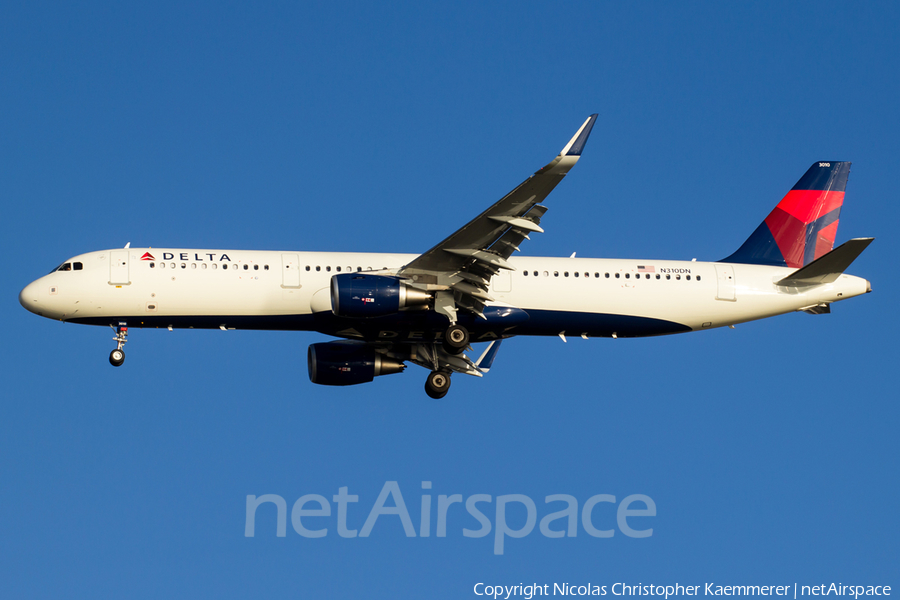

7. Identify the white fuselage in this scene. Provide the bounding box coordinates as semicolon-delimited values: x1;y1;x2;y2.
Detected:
19;247;871;340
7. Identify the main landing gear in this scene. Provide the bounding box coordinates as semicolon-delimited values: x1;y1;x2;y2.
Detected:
425;370;451;399
442;324;469;355
425;323;470;398
109;325;127;367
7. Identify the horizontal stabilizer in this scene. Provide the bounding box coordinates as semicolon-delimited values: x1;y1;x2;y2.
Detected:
776;238;873;286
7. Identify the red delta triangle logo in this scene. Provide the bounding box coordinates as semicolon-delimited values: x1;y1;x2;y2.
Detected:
140;252;155;261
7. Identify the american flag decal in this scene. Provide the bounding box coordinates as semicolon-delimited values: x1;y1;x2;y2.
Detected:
637;265;655;273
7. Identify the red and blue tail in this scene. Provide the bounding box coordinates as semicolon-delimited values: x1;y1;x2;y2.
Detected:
721;162;850;268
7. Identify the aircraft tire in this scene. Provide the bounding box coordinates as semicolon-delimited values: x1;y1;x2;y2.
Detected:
425;371;451;399
442;325;469;355
109;349;125;367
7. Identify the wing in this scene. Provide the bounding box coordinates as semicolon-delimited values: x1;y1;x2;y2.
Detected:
398;114;597;320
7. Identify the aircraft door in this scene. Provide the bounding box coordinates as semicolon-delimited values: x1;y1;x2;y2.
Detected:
281;253;301;288
109;250;130;285
714;264;735;301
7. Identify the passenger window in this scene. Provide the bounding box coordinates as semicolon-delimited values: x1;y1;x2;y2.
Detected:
625;273;630;279
645;274;650;279
655;274;660;279
243;264;249;270
212;263;218;269
524;271;529;276
336;266;341;272
615;273;620;278
574;272;579;277
666;274;671;280
316;266;321;271
150;263;156;269
160;262;166;269
696;275;701;281
357;267;362;272
564;272;569;277
543;271;549;277
554;271;559;277
686;275;691;280
191;263;197;269
676;274;681;280
604;273;609;278
181;263;187;269
264;265;269;270
202;263;207;270
326;266;331;272
170;263;176;269
223;264;228;270
305;266;311;271
254;265;259;270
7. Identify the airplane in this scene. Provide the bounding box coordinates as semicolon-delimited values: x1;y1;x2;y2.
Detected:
19;114;873;398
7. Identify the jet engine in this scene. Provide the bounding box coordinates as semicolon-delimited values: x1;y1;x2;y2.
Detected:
308;340;405;386
330;273;430;318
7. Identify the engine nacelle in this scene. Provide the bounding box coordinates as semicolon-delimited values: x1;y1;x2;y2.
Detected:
330;273;430;318
308;341;405;386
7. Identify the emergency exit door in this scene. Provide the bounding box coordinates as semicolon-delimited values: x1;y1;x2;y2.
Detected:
282;253;301;288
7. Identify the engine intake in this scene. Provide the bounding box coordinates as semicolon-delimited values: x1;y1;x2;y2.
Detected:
330;273;430;318
308;340;405;386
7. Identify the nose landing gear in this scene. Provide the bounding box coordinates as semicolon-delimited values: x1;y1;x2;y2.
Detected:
109;324;127;367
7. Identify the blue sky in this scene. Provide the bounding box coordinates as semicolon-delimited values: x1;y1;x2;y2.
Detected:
2;2;897;598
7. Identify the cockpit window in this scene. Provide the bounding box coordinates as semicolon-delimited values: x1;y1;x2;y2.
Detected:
51;261;83;273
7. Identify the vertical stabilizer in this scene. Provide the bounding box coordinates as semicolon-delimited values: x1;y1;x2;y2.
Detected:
721;162;850;267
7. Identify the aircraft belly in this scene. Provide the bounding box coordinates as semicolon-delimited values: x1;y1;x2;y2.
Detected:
514;309;691;337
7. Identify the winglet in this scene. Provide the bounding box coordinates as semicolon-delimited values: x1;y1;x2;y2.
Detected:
560;114;598;156
776;237;874;286
475;340;503;373
535;114;598;176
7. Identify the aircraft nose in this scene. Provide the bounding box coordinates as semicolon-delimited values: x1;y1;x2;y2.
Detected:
19;280;44;315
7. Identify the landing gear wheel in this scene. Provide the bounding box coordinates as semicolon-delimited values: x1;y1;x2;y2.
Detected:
442;324;469;355
425;370;451;399
109;324;128;367
109;348;125;367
